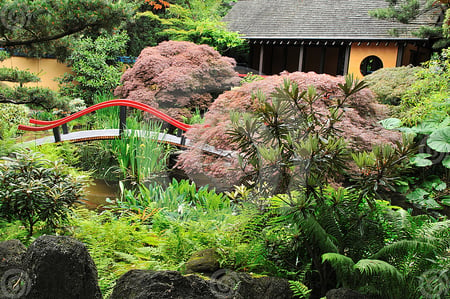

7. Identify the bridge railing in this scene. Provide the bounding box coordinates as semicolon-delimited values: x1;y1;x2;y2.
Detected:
18;99;192;144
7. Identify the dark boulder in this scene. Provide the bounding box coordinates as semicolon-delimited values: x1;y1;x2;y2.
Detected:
111;269;295;299
110;269;232;299
0;239;28;299
23;235;101;299
326;288;371;299
0;239;26;274
215;270;294;299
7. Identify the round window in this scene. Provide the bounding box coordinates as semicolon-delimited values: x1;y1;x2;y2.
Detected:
360;55;383;76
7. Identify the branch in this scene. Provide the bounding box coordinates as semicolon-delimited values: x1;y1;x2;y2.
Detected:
0;23;93;47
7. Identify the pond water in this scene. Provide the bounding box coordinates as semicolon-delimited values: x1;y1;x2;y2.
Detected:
80;179;120;209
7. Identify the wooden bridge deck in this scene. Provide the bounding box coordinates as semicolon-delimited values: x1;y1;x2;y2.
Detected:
21;129;235;157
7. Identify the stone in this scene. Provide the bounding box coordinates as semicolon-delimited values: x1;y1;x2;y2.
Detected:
216;270;294;299
185;248;220;274
23;235;101;299
0;239;27;299
110;269;234;299
111;269;295;299
326;288;371;299
0;239;26;273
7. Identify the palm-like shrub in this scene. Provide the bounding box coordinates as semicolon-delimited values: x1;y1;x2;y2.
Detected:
0;151;85;236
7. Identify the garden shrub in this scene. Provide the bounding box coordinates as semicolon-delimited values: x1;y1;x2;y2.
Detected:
60;32;129;104
399;49;450;125
0;103;28;139
364;66;420;105
114;40;240;120
0;151;85;236
177;72;400;186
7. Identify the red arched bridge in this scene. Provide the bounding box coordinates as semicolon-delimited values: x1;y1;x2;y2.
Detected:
18;99;232;157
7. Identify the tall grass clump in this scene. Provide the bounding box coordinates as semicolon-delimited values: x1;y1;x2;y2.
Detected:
117;178;231;216
110;119;173;183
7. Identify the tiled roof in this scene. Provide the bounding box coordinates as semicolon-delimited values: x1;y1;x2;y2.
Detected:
223;0;440;40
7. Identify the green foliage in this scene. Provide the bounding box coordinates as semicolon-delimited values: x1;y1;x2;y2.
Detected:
228;75;365;195
0;85;65;109
0;103;28;139
399;49;450;125
0;50;9;61
163;17;246;54
125;11;167;56
398;175;448;210
0;151;85;236
288;280;311;298
323;214;450;298
0;0;134;50
350;133;417;204
68;209;165;297
239;72;264;85
60;31;129;104
117;178;230;214
181;108;204;124
0;67;41;85
369;0;448;48
364;66;420;105
125;3;246;57
109;120;172;183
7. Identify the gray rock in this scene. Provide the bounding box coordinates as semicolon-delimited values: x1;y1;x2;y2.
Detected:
0;239;27;299
111;269;295;299
23;235;101;299
0;239;26;273
217;270;294;299
326;288;371;299
111;269;231;299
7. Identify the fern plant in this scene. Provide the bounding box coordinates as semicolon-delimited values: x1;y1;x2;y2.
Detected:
322;216;450;298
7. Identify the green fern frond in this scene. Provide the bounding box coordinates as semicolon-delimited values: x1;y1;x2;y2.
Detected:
301;216;338;253
355;259;404;284
317;206;344;244
289;280;311;298
322;253;355;288
372;240;436;260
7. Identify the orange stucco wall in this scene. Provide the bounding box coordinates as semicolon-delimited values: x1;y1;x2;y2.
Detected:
0;56;71;90
348;43;398;78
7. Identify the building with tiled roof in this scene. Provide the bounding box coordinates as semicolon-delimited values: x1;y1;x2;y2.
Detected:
224;0;441;77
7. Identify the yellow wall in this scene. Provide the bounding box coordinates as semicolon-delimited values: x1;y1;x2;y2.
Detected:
348;43;398;78
0;56;71;90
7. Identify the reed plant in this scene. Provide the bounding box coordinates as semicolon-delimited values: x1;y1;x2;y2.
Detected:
117;178;231;215
110;119;172;183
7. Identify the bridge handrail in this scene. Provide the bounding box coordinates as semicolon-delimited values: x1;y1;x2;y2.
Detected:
18;99;192;132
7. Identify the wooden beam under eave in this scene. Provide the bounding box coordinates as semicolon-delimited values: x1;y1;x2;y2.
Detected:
298;45;304;72
259;45;264;75
343;45;350;75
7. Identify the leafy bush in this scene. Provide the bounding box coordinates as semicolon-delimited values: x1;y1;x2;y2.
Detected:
177;72;400;186
60;32;129;104
114;40;240;120
0;151;86;236
399;49;450;125
364;66;420;105
0;103;28;139
0;67;40;85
